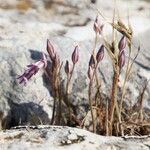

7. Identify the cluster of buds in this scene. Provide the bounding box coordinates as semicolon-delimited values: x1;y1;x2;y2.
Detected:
93;15;104;35
118;36;126;72
17;53;47;86
64;45;79;75
88;45;104;80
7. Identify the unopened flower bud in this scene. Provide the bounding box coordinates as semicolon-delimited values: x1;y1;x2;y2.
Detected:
89;54;95;68
47;39;56;61
65;60;72;75
118;36;126;51
88;66;94;80
72;45;79;64
118;50;125;72
96;45;104;63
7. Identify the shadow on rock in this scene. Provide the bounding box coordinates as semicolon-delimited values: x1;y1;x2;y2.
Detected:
4;98;50;129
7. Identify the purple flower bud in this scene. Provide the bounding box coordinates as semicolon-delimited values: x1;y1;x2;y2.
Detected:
89;54;95;68
17;53;47;86
88;66;94;80
93;16;104;34
118;36;126;51
72;45;79;64
118;50;125;72
47;39;56;61
64;60;72;75
96;45;104;63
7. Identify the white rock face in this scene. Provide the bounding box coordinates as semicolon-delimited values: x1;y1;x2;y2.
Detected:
0;126;149;150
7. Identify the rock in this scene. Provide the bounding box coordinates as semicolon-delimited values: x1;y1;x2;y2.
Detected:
0;125;149;150
0;0;149;130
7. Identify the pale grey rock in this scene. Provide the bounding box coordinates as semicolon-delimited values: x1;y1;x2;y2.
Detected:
0;125;149;150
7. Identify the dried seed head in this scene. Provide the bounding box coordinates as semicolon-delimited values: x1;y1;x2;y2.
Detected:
88;66;94;80
89;54;95;68
96;45;104;63
65;60;72;75
72;45;79;64
47;39;56;61
93;16;104;34
118;36;126;51
118;50;125;72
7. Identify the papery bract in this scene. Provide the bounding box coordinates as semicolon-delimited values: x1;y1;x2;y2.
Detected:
96;45;104;63
88;66;94;80
89;55;95;68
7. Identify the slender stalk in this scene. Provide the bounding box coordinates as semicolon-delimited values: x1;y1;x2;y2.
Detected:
120;43;131;112
51;69;59;125
50;93;57;125
139;80;149;122
105;99;109;136
93;33;98;57
88;80;96;133
109;66;119;135
57;62;63;125
65;64;75;125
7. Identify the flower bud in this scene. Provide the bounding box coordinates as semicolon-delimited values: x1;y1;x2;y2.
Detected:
88;66;94;80
96;45;104;63
118;36;126;51
47;39;56;61
72;45;79;64
65;60;72;75
89;54;95;68
118;50;125;72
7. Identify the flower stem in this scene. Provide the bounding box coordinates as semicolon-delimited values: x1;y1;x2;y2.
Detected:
88;81;96;133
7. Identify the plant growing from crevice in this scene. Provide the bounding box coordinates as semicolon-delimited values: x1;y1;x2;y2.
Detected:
16;3;150;136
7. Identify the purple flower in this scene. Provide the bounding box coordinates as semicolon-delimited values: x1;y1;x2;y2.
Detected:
17;53;47;86
72;45;79;64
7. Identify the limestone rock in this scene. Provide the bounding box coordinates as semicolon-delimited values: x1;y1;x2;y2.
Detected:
0;125;149;150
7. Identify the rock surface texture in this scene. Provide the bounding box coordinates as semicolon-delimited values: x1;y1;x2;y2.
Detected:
0;125;150;150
